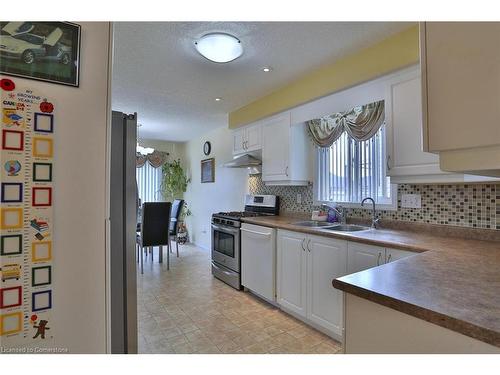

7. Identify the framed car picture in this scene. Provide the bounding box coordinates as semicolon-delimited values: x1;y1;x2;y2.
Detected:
0;21;81;87
201;158;215;183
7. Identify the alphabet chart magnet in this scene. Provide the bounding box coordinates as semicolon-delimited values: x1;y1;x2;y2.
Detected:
1;78;54;348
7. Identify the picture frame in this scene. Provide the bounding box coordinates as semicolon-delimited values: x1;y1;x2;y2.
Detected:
0;21;81;87
201;158;215;183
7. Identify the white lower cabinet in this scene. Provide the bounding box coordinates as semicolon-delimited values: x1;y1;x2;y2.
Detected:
277;230;347;339
276;230;307;317
276;229;417;340
307;235;347;337
347;242;385;274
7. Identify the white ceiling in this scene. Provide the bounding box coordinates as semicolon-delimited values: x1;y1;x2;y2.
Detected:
112;22;413;142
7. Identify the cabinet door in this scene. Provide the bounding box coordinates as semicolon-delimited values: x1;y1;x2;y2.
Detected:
307;235;347;337
277;230;307;318
385;248;416;263
385;68;443;179
232;128;246;155
262;113;291;181
347;242;384;274
423;22;500;152
245;123;262;152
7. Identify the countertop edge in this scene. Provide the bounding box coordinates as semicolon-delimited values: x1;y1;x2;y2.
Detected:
332;279;500;348
241;217;427;253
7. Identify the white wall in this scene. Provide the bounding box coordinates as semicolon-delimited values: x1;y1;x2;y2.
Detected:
0;23;112;353
183;126;249;249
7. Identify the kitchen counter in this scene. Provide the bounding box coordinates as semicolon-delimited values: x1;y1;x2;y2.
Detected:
242;214;500;348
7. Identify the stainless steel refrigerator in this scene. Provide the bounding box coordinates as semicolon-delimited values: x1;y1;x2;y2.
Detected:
110;111;138;353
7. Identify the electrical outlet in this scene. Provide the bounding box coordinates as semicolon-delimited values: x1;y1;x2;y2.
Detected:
296;193;302;204
401;194;422;209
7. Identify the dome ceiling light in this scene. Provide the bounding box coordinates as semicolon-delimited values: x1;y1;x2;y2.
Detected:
195;33;243;63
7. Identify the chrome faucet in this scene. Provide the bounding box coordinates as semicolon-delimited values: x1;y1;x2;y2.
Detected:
361;197;380;229
322;203;346;224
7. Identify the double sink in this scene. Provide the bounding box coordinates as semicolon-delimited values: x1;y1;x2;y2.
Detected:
293;221;370;232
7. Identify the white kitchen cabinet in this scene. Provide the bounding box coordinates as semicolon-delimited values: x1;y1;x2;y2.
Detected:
385;248;416;263
384;68;448;183
241;223;276;303
277;230;307;317
420;22;500;177
277;230;347;339
347;242;385;274
232;122;262;155
262;112;310;186
307;234;347;337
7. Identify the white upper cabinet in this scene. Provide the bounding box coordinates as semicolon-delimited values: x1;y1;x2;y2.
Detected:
385;68;445;183
262;112;310;185
420;22;500;177
232;122;262;155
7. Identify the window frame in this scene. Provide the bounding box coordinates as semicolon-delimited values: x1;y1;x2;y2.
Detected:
313;127;398;211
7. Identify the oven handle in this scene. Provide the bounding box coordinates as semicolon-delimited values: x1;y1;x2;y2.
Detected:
211;223;240;234
240;228;272;237
212;262;236;276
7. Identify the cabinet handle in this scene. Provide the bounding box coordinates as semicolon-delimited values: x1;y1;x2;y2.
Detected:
307;239;311;252
386;155;391;171
387;253;392;262
245;140;248;149
285;166;289;177
377;252;382;266
301;238;306;251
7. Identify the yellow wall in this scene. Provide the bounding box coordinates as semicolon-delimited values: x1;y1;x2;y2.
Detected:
229;25;419;128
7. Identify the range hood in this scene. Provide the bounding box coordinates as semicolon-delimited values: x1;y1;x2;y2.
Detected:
224;154;262;175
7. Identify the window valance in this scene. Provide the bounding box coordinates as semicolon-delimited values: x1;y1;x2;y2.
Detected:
306;100;385;147
136;150;169;168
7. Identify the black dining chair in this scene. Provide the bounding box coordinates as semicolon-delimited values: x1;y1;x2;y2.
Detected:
137;202;172;274
168;199;185;257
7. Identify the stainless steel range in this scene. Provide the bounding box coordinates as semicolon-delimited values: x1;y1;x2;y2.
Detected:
211;194;279;289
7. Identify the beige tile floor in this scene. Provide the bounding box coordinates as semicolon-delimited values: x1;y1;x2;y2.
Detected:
137;243;342;354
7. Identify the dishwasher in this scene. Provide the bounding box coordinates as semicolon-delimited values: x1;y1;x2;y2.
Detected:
240;223;277;303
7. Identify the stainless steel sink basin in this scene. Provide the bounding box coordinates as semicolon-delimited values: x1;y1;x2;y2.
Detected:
327;224;370;232
292;221;337;228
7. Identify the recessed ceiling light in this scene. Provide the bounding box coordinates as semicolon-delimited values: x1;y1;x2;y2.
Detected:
195;33;243;63
262;67;273;72
215;97;222;102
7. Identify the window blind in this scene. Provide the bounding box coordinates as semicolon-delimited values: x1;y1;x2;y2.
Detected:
136;162;163;202
315;125;391;204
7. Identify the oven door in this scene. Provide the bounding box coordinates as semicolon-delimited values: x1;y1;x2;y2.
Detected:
211;223;240;272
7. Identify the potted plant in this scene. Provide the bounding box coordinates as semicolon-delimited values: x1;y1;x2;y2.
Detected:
161;159;191;242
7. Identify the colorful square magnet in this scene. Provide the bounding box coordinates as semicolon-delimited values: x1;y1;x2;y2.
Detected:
1;183;23;203
32;290;52;312
0;311;22;336
33;163;52;182
32;137;53;158
32;266;51;287
2;130;24;151
1;234;22;256
0;208;23;229
0;286;22;308
32;241;52;262
32;187;52;207
34;113;54;133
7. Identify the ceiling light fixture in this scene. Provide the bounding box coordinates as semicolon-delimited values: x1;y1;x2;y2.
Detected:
262;67;273;72
215;97;222;102
137;143;154;155
195;33;243;63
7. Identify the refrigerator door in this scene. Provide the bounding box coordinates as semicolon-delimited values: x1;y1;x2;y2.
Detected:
110;111;138;353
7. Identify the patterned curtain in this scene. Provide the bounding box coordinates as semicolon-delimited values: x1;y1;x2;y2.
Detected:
307;100;385;147
136;150;169;168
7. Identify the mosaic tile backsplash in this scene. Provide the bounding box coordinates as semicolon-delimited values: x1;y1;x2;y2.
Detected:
248;176;500;230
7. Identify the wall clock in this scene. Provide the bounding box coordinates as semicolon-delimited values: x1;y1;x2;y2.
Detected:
203;141;211;156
